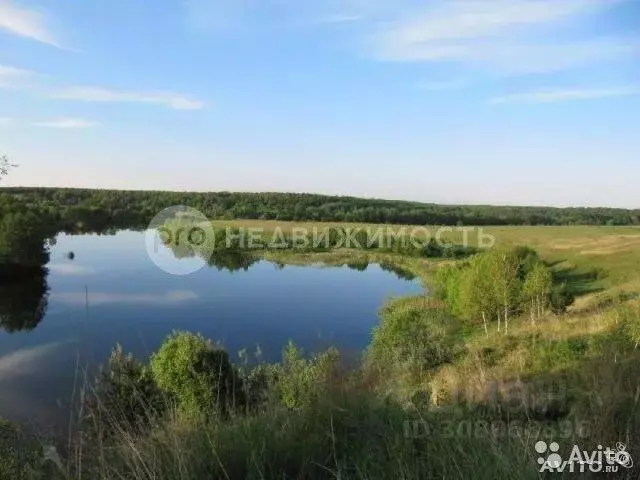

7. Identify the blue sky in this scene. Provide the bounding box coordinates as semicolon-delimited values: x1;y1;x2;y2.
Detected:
1;0;638;207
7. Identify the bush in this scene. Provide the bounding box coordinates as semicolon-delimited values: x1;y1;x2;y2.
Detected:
89;344;164;433
0;418;43;479
549;282;575;314
368;298;458;381
276;343;342;409
150;331;243;418
618;302;640;349
237;361;280;411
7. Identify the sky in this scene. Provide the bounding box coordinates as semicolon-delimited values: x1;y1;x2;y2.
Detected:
0;0;638;208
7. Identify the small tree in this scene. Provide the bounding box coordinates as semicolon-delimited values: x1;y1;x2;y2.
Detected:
488;247;523;334
522;262;553;324
0;156;16;180
460;255;499;335
89;345;163;433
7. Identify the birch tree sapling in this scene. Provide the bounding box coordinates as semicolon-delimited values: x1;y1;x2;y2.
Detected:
523;262;553;324
489;248;522;335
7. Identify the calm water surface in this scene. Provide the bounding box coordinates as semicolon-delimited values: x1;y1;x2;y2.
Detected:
0;230;423;425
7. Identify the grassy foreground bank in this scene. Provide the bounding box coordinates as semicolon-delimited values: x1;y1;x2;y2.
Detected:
2;225;640;479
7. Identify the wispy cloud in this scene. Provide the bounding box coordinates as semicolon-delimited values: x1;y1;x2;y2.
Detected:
490;86;640;104
317;13;362;24
377;0;618;46
48;86;205;110
0;117;98;128
368;0;632;73
0;1;61;47
0;65;204;111
185;0;633;75
375;38;636;74
417;79;468;91
0;64;36;88
33;118;99;129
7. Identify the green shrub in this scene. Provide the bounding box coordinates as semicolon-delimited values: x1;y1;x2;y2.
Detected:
618;303;640;349
276;342;342;409
567;337;589;355
368;299;458;380
150;331;243;418
89;344;164;432
434;263;467;315
0;418;43;479
236;348;281;411
549;282;575;314
237;362;280;411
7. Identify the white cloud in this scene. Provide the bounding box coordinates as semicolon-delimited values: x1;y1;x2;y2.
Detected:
490;86;640;104
33;118;99;129
381;38;636;74
0;117;13;126
0;64;36;88
0;65;204;111
0;1;61;47
368;0;632;72
377;0;618;45
185;0;633;74
49;86;205;110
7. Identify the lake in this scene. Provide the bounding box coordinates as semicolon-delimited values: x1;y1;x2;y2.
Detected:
0;230;423;427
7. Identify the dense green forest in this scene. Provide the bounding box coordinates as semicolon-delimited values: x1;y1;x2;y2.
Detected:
2;187;639;228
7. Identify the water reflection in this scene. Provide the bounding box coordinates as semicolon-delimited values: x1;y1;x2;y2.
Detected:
0;340;66;380
0;269;49;333
52;290;198;306
207;251;260;272
48;264;95;276
379;262;416;281
0;230;417;335
346;260;369;271
0;210;52;332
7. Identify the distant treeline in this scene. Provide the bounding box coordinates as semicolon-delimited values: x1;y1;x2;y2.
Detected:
2;187;639;228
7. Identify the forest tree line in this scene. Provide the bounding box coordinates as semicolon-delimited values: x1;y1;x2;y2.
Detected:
1;187;639;229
